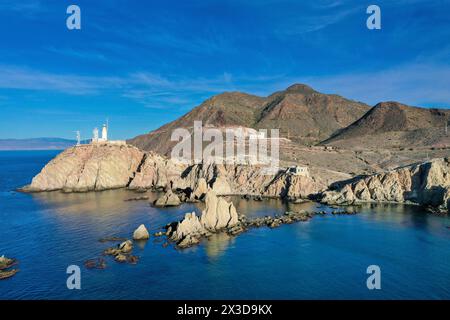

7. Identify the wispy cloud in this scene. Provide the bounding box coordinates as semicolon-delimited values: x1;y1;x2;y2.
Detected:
0;65;239;109
2;61;450;111
0;65;124;95
303;63;450;107
0;0;42;12
46;47;110;62
274;5;361;36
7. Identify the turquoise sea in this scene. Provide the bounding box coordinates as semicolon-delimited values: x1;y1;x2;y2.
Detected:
1;150;449;299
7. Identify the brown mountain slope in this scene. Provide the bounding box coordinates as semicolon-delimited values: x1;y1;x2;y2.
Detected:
128;92;265;155
255;84;370;144
321;102;450;148
128;84;371;154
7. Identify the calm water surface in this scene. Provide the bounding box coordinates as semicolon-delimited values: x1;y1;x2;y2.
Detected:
0;150;449;299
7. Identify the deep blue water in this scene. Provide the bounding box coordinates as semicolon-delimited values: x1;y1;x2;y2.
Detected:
1;150;450;299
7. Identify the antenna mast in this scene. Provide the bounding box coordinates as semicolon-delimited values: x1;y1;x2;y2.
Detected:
76;131;81;146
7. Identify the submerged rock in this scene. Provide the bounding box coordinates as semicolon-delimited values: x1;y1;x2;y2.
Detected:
133;224;150;240
0;269;19;280
0;256;16;270
177;234;201;248
0;256;19;280
127;255;139;264
104;240;134;256
115;254;128;263
98;237;128;243
124;196;149;202
84;258;107;270
119;240;133;253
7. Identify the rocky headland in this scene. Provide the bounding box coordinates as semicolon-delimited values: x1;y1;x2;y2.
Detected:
22;144;145;192
22;143;324;200
320;158;450;213
21;143;450;214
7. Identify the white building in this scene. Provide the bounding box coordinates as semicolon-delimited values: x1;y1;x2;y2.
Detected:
101;124;108;141
90;122;126;145
286;166;309;177
92;124;108;142
92;127;99;142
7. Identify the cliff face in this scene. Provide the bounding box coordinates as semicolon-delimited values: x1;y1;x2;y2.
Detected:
23;144;323;199
24;144;145;192
156;162;325;198
321;158;450;212
127;151;186;190
22;144;450;212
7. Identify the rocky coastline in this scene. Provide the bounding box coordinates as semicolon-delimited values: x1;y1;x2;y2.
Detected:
21;144;324;200
162;190;357;249
320;158;450;213
20;144;449;214
83;191;358;268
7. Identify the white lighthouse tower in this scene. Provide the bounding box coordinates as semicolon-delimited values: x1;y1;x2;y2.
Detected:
101;123;108;141
90;119;125;146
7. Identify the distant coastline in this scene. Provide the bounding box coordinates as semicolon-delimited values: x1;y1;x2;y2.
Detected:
0;138;87;151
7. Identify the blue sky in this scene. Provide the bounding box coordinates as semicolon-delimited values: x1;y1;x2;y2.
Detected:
0;0;449;139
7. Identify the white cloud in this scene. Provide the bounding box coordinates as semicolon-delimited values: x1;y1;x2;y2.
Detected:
0;65;124;95
1;62;449;110
303;63;450;107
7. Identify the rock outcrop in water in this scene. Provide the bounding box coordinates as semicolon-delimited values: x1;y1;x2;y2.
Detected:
103;240;139;264
165;196;359;249
200;191;239;232
320;158;450;212
133;224;150;240
166;191;239;248
153;189;181;207
168;212;207;248
0;256;19;280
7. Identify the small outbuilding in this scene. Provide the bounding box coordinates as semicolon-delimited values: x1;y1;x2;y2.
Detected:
286;166;309;177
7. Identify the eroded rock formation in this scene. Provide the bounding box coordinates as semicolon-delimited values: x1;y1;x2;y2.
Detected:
132;224;150;240
321;158;450;212
200;191;239;232
128;151;185;190
0;256;19;280
154;190;181;207
166;191;239;247
23;144;144;192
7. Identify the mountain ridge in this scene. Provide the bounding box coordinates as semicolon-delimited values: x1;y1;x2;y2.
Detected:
321;101;450;148
128;83;371;154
